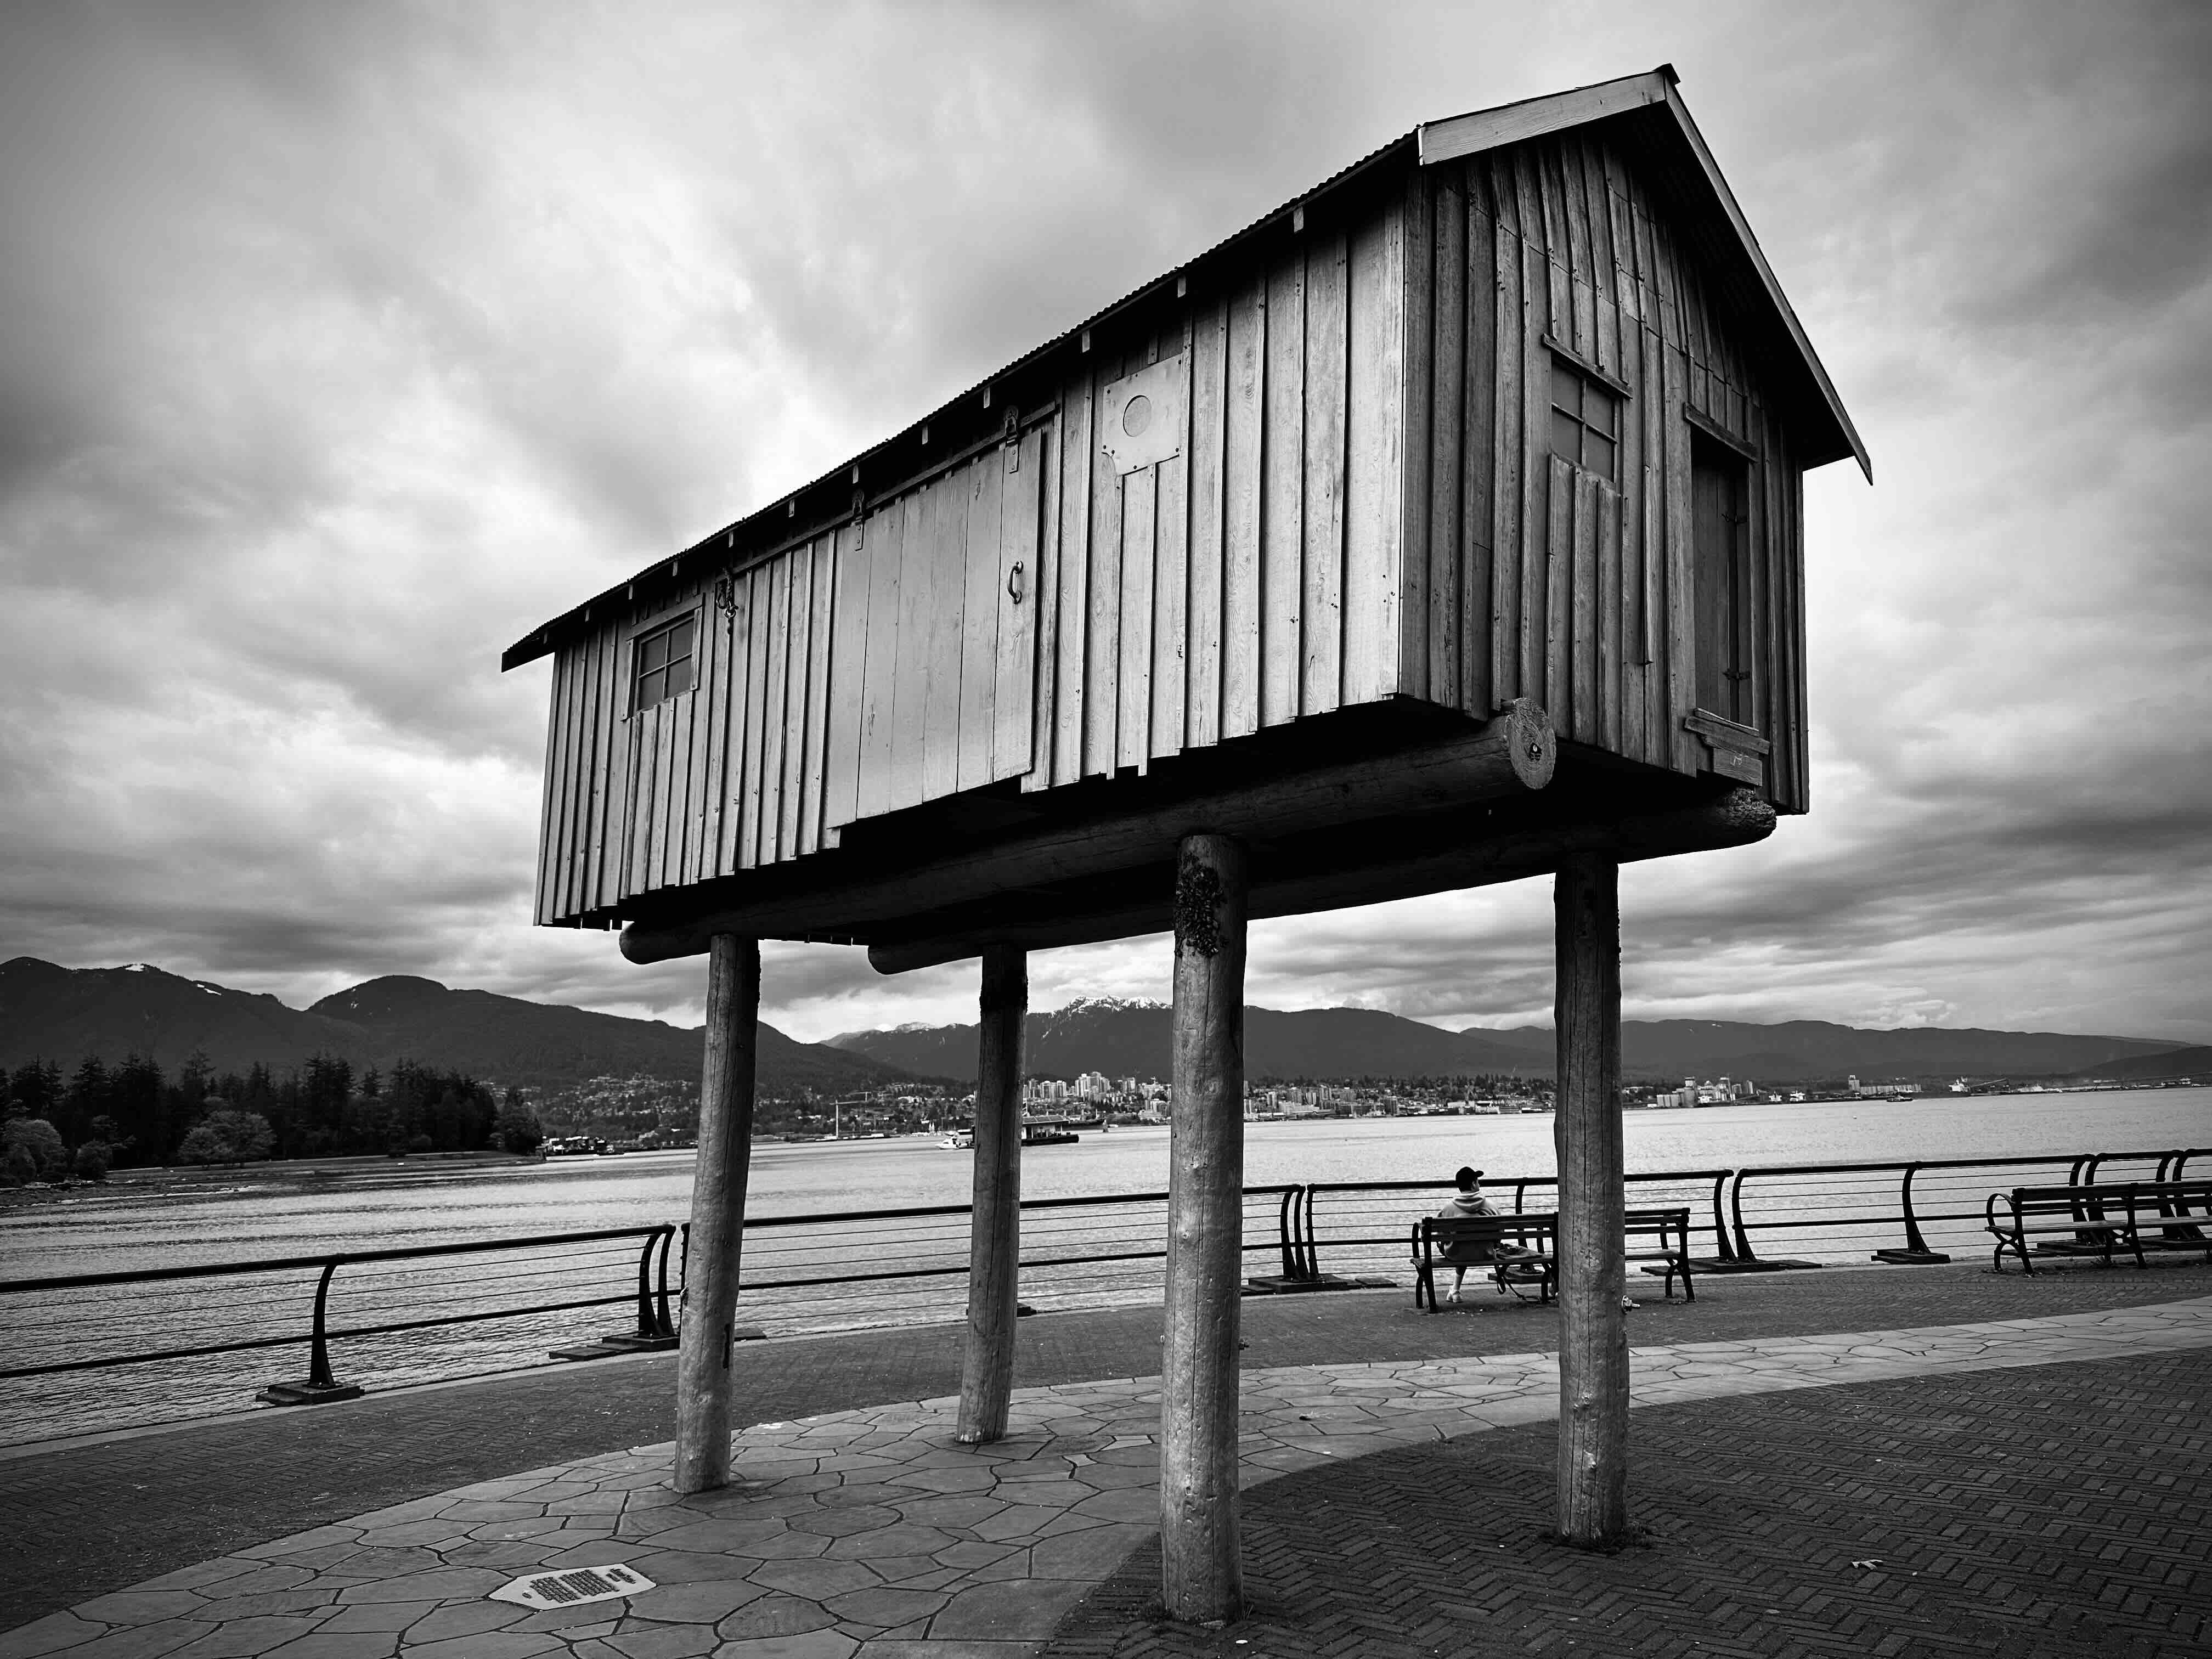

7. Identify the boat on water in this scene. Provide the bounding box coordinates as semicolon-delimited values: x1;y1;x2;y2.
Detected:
938;1124;1081;1148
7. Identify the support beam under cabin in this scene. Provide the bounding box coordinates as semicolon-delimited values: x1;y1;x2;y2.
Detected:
1553;855;1629;1544
957;944;1025;1444
1160;833;1248;1622
864;787;1771;975
674;933;760;1493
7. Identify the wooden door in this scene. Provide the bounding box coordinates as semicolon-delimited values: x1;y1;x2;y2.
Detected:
832;424;1046;834
1690;434;1754;727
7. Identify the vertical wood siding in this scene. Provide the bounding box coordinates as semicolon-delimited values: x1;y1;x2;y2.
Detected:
535;428;1044;919
1400;130;1809;811
533;143;1814;923
1028;199;1406;792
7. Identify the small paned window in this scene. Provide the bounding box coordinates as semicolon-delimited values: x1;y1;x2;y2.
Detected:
1550;359;1621;482
632;614;696;712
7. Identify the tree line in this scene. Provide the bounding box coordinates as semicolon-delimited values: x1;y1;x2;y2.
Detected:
1;1051;544;1183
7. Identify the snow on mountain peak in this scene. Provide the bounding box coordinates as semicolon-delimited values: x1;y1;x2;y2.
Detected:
1053;996;1167;1015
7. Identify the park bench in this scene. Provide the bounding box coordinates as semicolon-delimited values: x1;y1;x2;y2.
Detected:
1410;1206;1694;1310
1984;1180;2212;1274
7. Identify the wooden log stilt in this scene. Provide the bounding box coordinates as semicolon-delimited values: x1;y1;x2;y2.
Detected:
1160;833;1247;1622
1553;854;1628;1544
957;943;1026;1444
673;933;759;1494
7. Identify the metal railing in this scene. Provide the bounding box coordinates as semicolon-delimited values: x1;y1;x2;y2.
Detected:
0;1226;674;1446
1290;1169;1734;1283
2;1149;2202;1446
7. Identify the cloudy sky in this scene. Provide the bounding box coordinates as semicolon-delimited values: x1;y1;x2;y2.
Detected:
3;2;2207;1046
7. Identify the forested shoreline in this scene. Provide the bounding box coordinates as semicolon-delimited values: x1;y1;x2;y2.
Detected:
2;1051;543;1182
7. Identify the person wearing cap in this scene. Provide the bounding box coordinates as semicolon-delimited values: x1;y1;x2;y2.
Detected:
1430;1165;1515;1303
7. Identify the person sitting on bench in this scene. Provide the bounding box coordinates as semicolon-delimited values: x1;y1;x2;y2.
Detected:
1430;1166;1540;1302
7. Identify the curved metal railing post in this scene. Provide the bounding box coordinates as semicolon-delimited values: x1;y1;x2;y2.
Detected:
1729;1171;1759;1263
653;1226;678;1339
306;1257;343;1389
1899;1162;1933;1256
1708;1171;1737;1262
1276;1188;1299;1280
1302;1186;1318;1278
632;1231;660;1339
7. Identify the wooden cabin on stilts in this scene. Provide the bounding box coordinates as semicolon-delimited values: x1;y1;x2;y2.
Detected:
504;65;1865;1611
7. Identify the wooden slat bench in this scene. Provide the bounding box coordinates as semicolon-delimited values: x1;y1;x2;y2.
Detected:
1410;1206;1695;1310
1984;1180;2212;1274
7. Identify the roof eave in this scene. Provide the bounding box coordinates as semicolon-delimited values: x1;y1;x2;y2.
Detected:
1419;65;1871;486
501;132;1424;672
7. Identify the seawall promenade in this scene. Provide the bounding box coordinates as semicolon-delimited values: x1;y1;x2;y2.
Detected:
3;1259;2205;1657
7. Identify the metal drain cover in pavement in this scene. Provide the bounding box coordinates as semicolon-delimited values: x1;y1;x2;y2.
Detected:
490;1563;656;1610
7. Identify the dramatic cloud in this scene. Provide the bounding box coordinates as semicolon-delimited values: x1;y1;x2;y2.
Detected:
2;1;2207;1046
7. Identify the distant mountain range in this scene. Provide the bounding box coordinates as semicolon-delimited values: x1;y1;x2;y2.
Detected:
0;957;910;1096
5;957;2194;1099
829;997;2193;1086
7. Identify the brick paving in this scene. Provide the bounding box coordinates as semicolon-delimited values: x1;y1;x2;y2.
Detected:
1041;1347;2211;1659
0;1257;2204;1653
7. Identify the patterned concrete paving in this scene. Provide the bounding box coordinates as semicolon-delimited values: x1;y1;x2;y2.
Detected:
5;1296;2207;1659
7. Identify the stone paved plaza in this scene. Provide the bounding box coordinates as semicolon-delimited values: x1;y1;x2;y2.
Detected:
3;1268;2207;1659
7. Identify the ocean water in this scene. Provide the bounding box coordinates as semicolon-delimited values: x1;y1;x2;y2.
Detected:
4;1086;2204;1279
1;1087;2202;1446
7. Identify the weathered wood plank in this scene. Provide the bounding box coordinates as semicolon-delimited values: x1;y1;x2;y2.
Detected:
799;537;836;855
1301;229;1348;714
1463;189;1497;715
1534;145;1570;337
1522;243;1553;703
757;556;791;865
856;496;903;820
1345;205;1402;707
1152;435;1190;761
1116;463;1157;770
1401;174;1435;704
533;651;566;924
622;703;653;898
1596;475;1622;752
1261;249;1305;727
724;579;752;873
1423;174;1460;707
1024;414;1063;792
1546;454;1575;728
582;622;620;912
1050;375;1093;788
739;568;771;868
995;427;1042;781
1221;279;1265;740
919;472;967;805
697;587;732;877
1085;361;1126;778
1185;299;1228;751
888;486;937;812
661;619;693;888
554;644;587;918
775;543;808;861
1661;337;1699;775
825;523;871;833
1491;219;1525;705
958;451;1006;794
